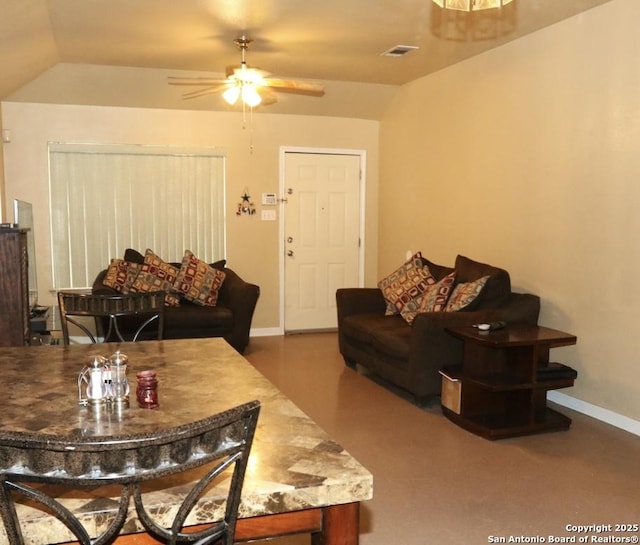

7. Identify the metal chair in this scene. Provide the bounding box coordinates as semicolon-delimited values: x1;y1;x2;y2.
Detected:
57;291;166;344
0;400;261;545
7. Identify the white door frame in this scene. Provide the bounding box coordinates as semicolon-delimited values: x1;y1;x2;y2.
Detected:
278;146;366;334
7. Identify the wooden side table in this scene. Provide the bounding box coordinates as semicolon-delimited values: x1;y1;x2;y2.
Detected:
442;325;577;440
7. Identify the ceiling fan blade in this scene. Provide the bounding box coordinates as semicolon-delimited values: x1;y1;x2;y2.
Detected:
259;88;278;106
168;76;228;86
180;84;229;100
264;78;325;97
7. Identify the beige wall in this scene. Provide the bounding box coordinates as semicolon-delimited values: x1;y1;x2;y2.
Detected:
1;103;380;330
379;0;640;421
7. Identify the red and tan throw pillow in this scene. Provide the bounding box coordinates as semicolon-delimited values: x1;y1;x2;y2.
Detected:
378;252;436;317
418;271;457;314
174;250;226;306
400;271;457;324
130;249;181;306
444;275;489;312
102;258;141;293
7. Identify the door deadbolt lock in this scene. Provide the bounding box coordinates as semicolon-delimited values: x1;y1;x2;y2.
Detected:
287;236;294;243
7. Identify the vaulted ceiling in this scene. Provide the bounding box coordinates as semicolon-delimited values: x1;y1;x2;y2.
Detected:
0;0;613;116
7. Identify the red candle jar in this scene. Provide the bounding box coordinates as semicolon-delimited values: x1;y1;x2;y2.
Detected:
136;370;159;409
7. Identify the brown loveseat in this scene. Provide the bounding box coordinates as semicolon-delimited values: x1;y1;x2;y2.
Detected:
92;249;259;354
336;255;540;403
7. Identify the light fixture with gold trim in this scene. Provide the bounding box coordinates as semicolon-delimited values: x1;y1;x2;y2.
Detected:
431;0;517;41
221;40;265;108
432;0;514;10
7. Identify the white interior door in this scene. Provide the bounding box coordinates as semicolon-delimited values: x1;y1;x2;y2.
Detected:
283;151;362;332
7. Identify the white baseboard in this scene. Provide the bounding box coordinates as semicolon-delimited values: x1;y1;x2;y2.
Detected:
548;391;640;437
250;327;283;337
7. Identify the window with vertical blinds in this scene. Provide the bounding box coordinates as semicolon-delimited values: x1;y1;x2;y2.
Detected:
49;143;226;289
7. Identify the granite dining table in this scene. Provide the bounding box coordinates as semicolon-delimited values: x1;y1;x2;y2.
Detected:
0;338;373;544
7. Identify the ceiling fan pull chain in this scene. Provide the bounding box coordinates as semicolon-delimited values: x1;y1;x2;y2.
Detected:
241;99;247;129
249;107;255;154
239;100;255;153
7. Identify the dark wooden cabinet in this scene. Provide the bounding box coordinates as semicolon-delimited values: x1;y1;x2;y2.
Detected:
0;228;30;346
442;325;577;440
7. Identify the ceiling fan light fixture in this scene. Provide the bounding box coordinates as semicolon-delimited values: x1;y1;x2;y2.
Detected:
169;35;324;115
241;85;262;108
432;0;513;11
222;86;241;105
237;65;265;86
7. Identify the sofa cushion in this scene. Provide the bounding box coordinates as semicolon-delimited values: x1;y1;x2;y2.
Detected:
378;252;435;316
210;259;227;270
454;255;511;309
124;248;145;264
341;312;411;361
420;257;455;282
130;249;181;306
102;259;141;293
445;275;489;311
371;325;412;361
163;304;234;335
174;250;227;306
341;313;406;345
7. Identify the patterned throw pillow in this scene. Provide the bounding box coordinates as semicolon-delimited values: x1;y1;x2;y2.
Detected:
378;252;435;316
174;250;226;306
418;271;457;313
400;271;457;325
102;259;141;293
444;275;490;312
130;249;181;306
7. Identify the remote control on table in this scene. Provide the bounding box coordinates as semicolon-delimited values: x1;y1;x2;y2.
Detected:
474;321;507;331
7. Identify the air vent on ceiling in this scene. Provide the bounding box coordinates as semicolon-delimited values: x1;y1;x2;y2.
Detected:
381;45;419;57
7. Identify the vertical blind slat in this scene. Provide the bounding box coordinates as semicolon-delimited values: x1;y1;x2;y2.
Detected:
49;145;226;289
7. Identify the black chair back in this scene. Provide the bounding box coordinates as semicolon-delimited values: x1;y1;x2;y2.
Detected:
0;400;260;545
57;291;165;344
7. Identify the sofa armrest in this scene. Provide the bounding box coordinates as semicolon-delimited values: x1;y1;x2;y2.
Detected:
336;288;386;321
408;311;487;373
406;292;541;395
218;268;260;354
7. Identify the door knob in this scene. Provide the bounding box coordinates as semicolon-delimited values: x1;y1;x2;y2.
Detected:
287;250;294;257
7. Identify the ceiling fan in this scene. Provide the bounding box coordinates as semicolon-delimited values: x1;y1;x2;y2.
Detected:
169;36;325;107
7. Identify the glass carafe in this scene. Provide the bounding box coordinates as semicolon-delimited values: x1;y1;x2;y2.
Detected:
109;350;130;406
78;355;109;405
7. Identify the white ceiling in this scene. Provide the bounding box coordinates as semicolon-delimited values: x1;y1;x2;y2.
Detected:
0;0;614;115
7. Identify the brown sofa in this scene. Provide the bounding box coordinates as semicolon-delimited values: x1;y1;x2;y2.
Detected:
336;255;540;403
92;250;259;354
